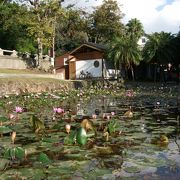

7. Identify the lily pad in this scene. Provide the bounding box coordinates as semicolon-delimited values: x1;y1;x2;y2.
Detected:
0;126;12;134
0;116;8;122
38;152;52;164
0;158;10;171
4;146;25;160
124;166;141;173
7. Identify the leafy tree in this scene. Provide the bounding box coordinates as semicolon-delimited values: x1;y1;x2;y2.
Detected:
85;0;124;43
0;0;12;5
55;7;87;54
17;0;64;67
0;2;36;53
107;36;142;80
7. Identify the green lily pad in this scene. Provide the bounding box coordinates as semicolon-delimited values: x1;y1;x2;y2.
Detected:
124;166;141;173
0;126;12;134
38;152;52;164
0;158;10;171
4;146;25;160
0;116;8;122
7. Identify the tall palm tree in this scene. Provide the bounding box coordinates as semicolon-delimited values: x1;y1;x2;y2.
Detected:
168;32;180;82
143;32;175;64
107;36;142;80
126;18;144;41
142;31;176;81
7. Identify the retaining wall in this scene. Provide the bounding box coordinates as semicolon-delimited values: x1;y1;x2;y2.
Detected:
0;55;27;69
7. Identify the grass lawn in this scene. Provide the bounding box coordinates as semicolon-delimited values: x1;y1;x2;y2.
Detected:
0;68;49;74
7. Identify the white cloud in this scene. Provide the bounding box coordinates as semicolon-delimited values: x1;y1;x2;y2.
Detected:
62;0;180;34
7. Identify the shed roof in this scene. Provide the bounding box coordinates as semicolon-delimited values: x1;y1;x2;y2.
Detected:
70;42;106;55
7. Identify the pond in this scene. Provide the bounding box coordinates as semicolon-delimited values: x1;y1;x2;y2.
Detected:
0;82;179;179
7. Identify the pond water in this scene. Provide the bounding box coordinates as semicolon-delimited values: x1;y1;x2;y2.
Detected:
0;83;179;179
76;94;180;179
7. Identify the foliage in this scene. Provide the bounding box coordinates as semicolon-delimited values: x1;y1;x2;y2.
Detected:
0;2;35;52
55;7;87;53
4;146;25;160
107;35;142;80
64;130;77;145
76;127;87;145
0;126;12;134
107;119;120;135
85;0;124;43
29;114;45;133
0;116;8;123
126;18;144;41
38;152;51;164
142;32;175;64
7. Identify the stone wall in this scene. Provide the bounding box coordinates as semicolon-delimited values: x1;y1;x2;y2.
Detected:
0;55;27;69
0;48;52;70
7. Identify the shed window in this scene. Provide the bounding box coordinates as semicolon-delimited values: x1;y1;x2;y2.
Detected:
94;60;99;68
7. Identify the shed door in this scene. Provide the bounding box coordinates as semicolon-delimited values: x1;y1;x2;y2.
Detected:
69;61;76;80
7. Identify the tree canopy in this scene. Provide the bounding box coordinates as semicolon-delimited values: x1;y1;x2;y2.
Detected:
142;32;176;64
85;0;124;43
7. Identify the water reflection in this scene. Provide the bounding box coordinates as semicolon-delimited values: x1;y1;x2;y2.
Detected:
73;95;180;179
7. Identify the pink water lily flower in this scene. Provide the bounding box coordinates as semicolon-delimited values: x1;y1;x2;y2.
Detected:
92;114;97;119
111;112;115;116
15;106;23;113
125;90;134;97
53;107;64;114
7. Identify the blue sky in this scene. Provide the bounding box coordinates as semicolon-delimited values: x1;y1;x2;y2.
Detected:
156;0;173;10
62;0;180;34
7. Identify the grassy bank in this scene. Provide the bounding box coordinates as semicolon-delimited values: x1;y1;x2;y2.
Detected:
0;68;48;74
0;77;73;95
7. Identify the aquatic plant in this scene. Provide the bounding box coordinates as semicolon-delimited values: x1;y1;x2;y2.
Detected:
4;147;25;161
15;106;23;113
53;107;64;114
29;115;45;133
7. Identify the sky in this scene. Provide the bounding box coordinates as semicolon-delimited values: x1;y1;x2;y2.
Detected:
62;0;180;34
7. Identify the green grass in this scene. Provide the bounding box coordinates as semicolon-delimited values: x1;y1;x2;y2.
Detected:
0;68;49;74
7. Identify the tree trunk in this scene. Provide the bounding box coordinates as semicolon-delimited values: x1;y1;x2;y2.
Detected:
154;64;157;82
34;0;43;68
37;37;43;68
131;66;135;81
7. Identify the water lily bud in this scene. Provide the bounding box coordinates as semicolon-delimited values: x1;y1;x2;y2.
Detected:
25;149;27;160
106;115;110;120
65;124;71;134
92;114;97;119
103;113;106;119
11;131;16;144
9;114;15;120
